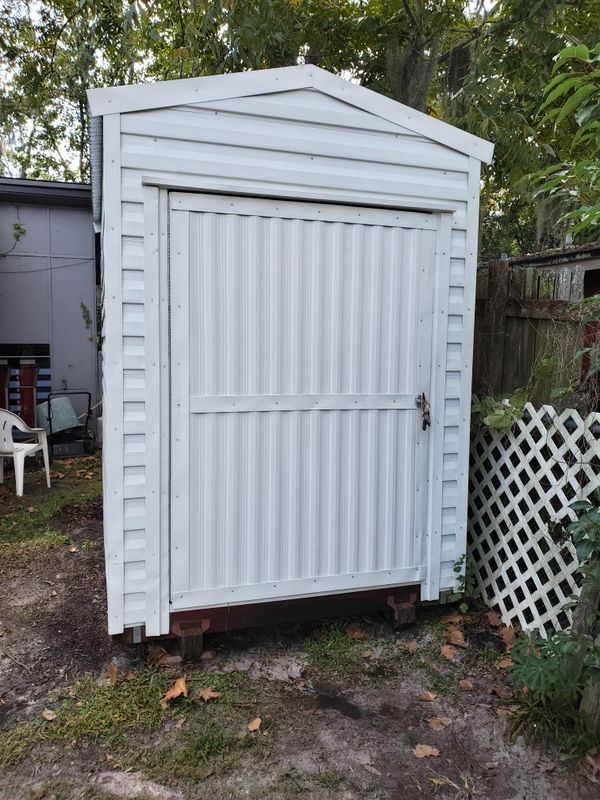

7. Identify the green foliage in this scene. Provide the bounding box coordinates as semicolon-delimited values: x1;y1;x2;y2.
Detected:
527;41;600;240
448;553;480;613
0;217;26;258
508;491;600;745
568;490;600;579
472;387;528;434
510;630;585;705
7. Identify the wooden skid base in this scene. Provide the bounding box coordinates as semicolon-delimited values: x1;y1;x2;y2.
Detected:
119;585;420;648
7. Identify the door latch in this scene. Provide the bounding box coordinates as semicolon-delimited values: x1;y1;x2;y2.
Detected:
416;392;431;431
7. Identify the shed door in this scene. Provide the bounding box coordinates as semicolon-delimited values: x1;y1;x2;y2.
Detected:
168;193;436;611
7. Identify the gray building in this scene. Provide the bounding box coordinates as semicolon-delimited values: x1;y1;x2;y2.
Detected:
0;178;98;422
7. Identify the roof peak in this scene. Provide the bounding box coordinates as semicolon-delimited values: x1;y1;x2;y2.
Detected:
87;64;493;164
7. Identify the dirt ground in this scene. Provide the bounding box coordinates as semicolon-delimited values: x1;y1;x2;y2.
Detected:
0;458;598;800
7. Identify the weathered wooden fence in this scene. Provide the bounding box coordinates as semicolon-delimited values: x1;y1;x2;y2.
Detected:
468;403;600;636
473;243;600;401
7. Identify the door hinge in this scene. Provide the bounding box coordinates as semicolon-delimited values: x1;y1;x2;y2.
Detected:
416;392;431;430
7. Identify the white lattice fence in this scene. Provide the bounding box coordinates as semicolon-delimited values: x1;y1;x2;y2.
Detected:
468;403;600;636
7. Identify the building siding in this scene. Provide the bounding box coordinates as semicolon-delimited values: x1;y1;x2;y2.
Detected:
103;86;476;632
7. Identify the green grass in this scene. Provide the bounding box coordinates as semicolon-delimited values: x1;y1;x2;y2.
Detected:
0;476;101;546
305;625;367;679
0;456;101;566
0;671;168;769
1;667;272;789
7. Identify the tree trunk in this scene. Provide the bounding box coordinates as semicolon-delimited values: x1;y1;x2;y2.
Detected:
557;560;600;728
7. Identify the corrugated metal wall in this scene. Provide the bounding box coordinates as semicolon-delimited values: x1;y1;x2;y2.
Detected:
111;87;474;629
169;204;435;608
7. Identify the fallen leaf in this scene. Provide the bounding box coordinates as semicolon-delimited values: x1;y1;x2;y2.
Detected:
122;669;136;681
247;717;262;732
106;662;119;686
147;644;168;666
427;716;452;731
345;623;369;640
441;612;463;624
42;708;56;721
157;653;183;668
440;645;456;661
489;684;513;700
199;687;221;702
486;611;502;627
160;676;188;709
413;744;440;758
498;657;513;669
27;506;35;513
105;754;113;762
459;679;474;691
444;625;468;648
361;650;373;659
175;716;186;729
68;546;79;553
498;626;516;646
403;640;419;653
418;691;438;702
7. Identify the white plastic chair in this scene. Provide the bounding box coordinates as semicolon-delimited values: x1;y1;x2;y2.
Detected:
0;408;51;497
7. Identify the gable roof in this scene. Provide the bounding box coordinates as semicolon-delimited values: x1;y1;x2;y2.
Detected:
87;64;494;164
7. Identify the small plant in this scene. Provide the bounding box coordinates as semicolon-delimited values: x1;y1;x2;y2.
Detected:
508;491;600;745
448;554;480;613
472;388;528;434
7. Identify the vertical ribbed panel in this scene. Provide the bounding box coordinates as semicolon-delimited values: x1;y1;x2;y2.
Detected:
190;214;419;397
174;207;433;602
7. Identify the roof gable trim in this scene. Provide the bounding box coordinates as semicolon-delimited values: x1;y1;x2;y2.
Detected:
87;64;493;164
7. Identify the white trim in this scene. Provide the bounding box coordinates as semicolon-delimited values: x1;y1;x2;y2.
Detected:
311;67;494;164
414;227;437;588
189;393;418;414
158;188;171;634
447;158;482;589
171;192;438;229
87;65;493;164
88;66;313;117
168;209;191;600
171;566;426;610
423;213;453;600
102;114;125;635
144;174;460;214
142;185;162;635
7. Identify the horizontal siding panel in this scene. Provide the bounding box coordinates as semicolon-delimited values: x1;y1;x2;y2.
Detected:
450;258;466;283
122;107;470;173
121;135;469;203
440;561;456;589
122;235;144;268
124;528;146;563
192;88;416;134
124;561;146;594
123;592;146;625
122;302;144;336
124;497;145;531
450;229;466;259
445;372;461;399
124;369;146;401
122;269;144;303
123;433;145;466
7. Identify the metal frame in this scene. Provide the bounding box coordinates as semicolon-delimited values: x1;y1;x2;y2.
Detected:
160;190;451;625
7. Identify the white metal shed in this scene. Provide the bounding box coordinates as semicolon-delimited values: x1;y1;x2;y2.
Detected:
88;65;493;637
